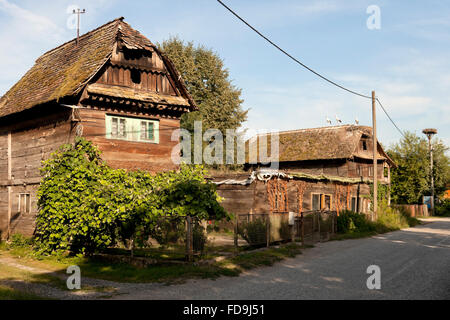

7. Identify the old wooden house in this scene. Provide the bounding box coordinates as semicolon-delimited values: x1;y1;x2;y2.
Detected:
213;125;396;216
0;17;196;238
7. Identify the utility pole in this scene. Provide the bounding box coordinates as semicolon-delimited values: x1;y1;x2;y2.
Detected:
372;91;377;220
422;128;437;215
73;8;86;45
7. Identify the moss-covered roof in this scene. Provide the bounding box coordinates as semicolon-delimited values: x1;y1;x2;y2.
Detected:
246;125;396;166
0;17;196;118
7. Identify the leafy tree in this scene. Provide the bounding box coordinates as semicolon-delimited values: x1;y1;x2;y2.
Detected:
158;37;248;133
387;131;450;204
35;138;230;255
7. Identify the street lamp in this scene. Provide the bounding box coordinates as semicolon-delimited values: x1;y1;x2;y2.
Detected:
422;128;437;215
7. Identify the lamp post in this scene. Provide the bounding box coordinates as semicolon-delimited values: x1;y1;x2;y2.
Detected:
422;128;437;215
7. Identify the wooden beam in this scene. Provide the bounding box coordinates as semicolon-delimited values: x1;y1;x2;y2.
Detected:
7;186;11;239
7;131;11;238
7;131;11;180
372;91;378;220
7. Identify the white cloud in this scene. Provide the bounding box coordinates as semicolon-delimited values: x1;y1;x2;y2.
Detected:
0;0;62;35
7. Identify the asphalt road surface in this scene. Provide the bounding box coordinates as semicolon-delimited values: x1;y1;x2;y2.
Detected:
116;218;450;300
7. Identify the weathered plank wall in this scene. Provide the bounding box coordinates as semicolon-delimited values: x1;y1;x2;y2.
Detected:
79;108;180;172
95;44;180;96
214;174;372;216
0;108;74;238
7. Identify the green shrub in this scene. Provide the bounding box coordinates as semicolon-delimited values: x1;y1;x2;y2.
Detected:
435;199;450;217
376;204;412;230
337;210;376;234
278;220;292;241
237;218;267;246
337;204;420;236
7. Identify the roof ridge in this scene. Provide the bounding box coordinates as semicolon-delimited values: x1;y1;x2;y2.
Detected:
254;124;372;137
117;20;155;48
36;17;124;62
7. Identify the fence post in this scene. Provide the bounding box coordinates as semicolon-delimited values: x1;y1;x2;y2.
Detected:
301;212;304;246
266;214;270;247
186;216;193;262
291;221;295;243
318;212;321;242
331;213;335;235
234;215;238;254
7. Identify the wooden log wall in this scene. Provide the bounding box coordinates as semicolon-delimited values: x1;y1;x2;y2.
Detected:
0;108;74;238
79;108;180;172
214;174;373;216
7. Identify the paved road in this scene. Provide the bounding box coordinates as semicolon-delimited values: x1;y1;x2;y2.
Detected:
116;218;450;300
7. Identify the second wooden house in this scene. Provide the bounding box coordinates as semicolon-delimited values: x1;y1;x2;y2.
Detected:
213;125;396;216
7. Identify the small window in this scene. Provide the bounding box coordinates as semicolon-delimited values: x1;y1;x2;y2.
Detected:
368;166;373;177
351;197;357;212
18;193;31;214
312;194;320;211
362;140;367;150
140;121;155;141
356;165;361;176
131;69;141;84
384;167;388;178
312;193;332;211
323;195;331;210
111;117;127;138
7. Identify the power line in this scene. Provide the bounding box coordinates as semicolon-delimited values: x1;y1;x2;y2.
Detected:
216;0;371;99
216;0;406;137
376;98;405;138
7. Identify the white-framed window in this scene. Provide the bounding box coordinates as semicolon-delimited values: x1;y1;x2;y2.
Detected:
105;115;159;143
18;193;31;214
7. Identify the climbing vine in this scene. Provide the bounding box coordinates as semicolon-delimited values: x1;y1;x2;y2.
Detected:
295;181;306;214
35;137;230;255
267;178;288;212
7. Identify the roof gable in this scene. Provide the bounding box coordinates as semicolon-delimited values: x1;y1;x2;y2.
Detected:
0;17;196;118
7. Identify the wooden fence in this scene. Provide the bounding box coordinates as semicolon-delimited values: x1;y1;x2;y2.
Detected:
392;204;429;217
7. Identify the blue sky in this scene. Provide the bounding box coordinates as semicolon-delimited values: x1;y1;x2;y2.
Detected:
0;0;449;148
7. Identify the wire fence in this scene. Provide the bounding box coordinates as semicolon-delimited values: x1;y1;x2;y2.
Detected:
206;211;338;254
99;211;337;264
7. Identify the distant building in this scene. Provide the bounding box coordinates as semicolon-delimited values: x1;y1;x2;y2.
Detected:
444;184;450;200
213;125;396;216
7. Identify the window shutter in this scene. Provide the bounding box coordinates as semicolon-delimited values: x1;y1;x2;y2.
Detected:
147;122;154;140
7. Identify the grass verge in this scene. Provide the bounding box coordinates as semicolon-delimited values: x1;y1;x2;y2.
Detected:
0;241;304;285
332;206;422;241
0;285;46;300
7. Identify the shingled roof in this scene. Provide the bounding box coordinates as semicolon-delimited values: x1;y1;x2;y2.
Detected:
0;17;196;118
246;125;396;166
